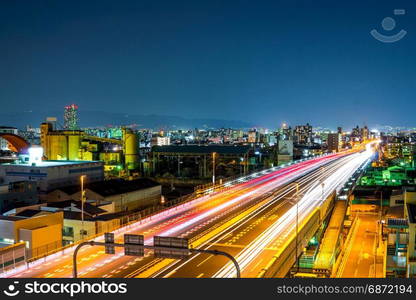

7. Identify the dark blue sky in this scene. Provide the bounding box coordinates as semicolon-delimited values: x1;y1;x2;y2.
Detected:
0;0;415;129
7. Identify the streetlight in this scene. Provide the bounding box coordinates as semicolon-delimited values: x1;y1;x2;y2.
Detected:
177;155;181;177
320;179;325;225
212;152;216;185
80;175;86;240
378;190;383;248
293;181;300;272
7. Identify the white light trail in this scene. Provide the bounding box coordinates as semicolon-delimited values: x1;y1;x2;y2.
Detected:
214;146;376;278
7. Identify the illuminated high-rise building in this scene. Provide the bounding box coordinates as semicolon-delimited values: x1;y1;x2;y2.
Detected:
248;129;259;143
327;133;341;152
280;122;292;141
294;123;312;144
64;104;79;130
351;125;361;140
361;126;369;141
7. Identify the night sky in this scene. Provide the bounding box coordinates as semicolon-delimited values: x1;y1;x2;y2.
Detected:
0;0;415;129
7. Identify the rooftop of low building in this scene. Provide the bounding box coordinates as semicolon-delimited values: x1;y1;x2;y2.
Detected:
55;178;160;197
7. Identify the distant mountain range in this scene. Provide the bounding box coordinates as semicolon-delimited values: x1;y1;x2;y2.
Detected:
0;111;254;130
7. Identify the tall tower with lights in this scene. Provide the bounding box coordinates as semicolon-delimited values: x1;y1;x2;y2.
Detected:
64;104;79;130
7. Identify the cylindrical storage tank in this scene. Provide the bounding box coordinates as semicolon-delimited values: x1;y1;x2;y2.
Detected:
68;134;81;160
40;123;52;157
50;135;67;160
123;128;138;170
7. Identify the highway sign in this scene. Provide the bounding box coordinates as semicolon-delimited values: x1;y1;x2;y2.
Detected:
104;232;115;254
153;236;189;259
124;234;144;256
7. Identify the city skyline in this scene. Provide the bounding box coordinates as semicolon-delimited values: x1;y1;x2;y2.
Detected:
0;1;415;128
1;107;415;132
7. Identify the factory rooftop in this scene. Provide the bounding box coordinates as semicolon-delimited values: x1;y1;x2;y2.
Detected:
2;160;100;167
56;178;160;196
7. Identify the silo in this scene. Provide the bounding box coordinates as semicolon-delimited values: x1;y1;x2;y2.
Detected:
49;134;67;160
40;123;52;159
123;128;138;170
68;133;81;160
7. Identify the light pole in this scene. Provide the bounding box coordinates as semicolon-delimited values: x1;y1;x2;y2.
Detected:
177;155;181;177
212;152;216;185
294;181;300;272
378;190;383;248
80;175;86;240
320;179;325;225
374;240;377;277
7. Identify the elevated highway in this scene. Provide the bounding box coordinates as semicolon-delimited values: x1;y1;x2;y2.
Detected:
5;143;376;278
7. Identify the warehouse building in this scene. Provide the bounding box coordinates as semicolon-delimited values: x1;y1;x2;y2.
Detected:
46;178;161;213
0;211;63;258
0;158;104;194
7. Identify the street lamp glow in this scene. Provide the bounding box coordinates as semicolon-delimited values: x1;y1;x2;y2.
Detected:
28;146;43;165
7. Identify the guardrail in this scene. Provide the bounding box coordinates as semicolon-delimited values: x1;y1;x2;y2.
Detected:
332;216;361;277
195;155;332;195
258;208;322;278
